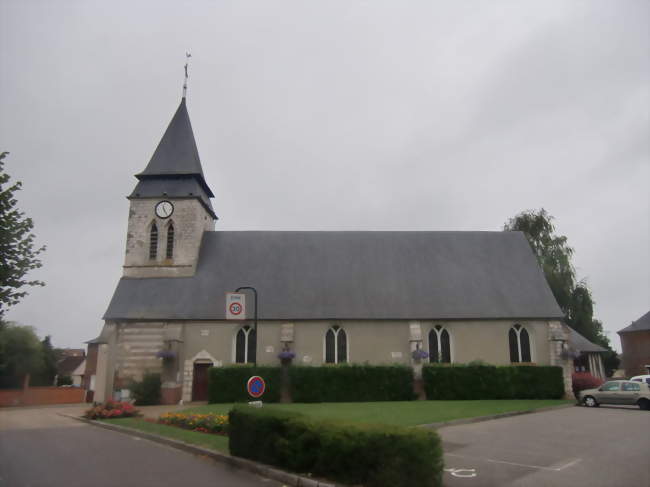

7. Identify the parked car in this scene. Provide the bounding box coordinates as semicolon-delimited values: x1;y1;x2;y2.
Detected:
579;380;650;410
629;375;650;385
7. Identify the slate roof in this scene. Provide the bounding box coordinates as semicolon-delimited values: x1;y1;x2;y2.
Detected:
568;328;607;353
618;310;650;334
134;98;215;208
104;230;564;321
57;356;85;376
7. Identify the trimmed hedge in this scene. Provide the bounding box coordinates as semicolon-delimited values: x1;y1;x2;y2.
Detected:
130;372;162;405
229;406;443;487
422;364;564;400
208;366;281;403
289;364;415;402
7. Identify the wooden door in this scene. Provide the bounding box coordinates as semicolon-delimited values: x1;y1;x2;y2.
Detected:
192;363;211;401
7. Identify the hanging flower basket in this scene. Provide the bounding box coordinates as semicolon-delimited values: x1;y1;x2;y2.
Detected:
278;350;296;365
412;349;429;361
156;349;176;360
560;348;581;361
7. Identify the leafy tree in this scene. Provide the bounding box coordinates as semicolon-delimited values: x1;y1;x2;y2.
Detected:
504;208;576;313
504;209;619;376
0;151;46;321
0;322;45;388
30;335;59;386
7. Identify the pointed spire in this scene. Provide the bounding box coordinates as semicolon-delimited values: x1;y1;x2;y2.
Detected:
136;98;213;197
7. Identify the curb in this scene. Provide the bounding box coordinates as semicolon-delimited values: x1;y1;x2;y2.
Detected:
418;403;576;429
60;413;338;487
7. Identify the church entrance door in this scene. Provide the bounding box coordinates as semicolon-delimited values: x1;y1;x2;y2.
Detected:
192;362;212;401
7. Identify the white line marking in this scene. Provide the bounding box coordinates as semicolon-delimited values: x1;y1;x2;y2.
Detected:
447;453;582;472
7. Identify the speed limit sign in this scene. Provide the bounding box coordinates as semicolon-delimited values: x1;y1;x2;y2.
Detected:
226;293;246;320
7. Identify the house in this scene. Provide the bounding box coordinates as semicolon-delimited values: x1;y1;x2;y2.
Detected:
567;328;607;379
618;311;650;377
94;94;576;404
56;353;86;387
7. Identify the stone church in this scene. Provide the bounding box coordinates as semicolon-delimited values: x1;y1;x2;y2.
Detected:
94;95;579;404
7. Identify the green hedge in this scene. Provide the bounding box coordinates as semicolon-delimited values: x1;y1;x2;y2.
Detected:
289;364;415;402
208;366;281;403
229;406;443;487
130;372;161;405
422;364;564;400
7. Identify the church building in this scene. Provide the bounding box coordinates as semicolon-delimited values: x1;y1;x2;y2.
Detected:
94;94;578;404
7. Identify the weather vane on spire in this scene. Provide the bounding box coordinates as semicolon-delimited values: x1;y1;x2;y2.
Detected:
182;51;192;99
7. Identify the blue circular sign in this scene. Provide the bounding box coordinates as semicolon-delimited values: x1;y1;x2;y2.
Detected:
247;376;266;398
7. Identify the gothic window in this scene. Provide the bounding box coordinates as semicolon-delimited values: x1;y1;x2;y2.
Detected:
235;326;256;364
428;325;451;363
325;325;347;364
509;324;532;363
149;223;158;260
166;223;174;259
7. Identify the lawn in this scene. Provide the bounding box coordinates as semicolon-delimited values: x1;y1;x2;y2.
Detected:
104;417;229;453
181;399;571;427
103;399;570;455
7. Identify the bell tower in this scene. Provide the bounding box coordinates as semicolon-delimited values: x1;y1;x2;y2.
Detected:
123;97;217;278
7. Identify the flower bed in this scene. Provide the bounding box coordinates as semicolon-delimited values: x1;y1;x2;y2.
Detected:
158;412;229;436
84;400;140;419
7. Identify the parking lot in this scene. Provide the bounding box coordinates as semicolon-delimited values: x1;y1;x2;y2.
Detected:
438;405;649;487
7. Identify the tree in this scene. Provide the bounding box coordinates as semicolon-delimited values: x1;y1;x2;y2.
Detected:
504;209;620;376
0;151;46;321
0;322;45;388
30;335;59;386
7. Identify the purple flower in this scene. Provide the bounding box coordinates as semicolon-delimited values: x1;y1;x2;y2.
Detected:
277;350;296;360
412;349;429;360
156;349;176;359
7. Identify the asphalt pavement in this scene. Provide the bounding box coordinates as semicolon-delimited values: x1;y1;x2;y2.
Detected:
438;405;650;487
0;405;279;487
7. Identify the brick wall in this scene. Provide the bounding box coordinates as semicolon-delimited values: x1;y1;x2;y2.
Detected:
0;387;85;407
620;330;650;376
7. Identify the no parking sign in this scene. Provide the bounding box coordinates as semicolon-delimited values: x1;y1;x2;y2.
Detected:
247;376;266;399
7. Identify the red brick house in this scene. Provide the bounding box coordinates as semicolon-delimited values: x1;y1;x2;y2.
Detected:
618;311;650;377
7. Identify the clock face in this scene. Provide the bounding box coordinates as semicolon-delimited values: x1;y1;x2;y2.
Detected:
155;200;174;218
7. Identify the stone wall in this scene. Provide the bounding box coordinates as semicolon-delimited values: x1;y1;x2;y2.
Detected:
619;330;650;376
123;198;214;278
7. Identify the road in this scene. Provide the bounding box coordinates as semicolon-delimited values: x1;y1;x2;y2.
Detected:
439;405;650;487
0;405;279;487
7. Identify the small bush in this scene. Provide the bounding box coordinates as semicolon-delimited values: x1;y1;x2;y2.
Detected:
56;375;73;386
423;364;564;400
159;412;228;435
130;372;161;405
289;364;415;402
229;406;443;487
208;366;281;403
84;400;139;419
572;372;604;399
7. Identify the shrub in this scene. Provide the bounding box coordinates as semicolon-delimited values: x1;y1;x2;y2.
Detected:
572;372;604;399
130;372;161;405
56;375;73;386
208;366;281;403
229;406;443;487
289;364;415;402
159;412;228;435
422;364;564;400
84;400;139;419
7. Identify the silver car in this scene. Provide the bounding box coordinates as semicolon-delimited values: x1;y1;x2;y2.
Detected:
580;380;650;410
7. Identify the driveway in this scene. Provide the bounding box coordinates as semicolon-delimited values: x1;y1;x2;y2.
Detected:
439;405;649;487
0;404;279;487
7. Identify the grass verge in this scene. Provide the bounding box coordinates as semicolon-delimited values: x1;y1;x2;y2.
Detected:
103;417;229;453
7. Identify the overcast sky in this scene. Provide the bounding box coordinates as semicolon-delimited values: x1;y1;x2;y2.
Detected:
1;0;647;352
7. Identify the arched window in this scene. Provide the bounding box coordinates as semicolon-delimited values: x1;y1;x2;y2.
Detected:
149;223;158;260
235;326;257;364
325;325;347;364
428;325;451;363
166;223;174;259
509;324;531;363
